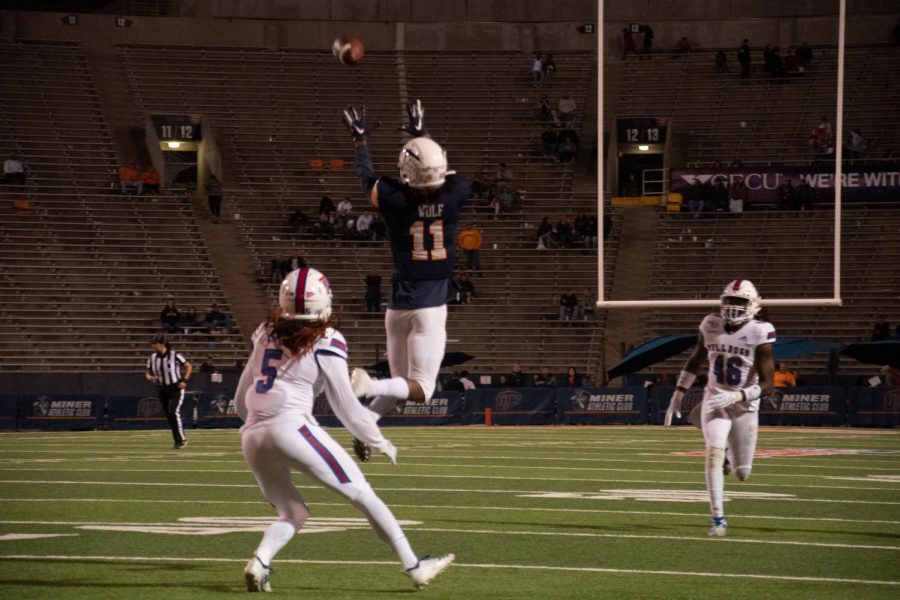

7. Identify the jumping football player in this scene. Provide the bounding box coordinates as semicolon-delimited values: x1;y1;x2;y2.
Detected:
664;279;775;537
235;266;453;591
342;100;469;460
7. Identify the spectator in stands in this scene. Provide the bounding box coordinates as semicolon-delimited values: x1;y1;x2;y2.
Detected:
769;46;786;78
4;154;26;189
559;292;578;321
712;181;729;212
470;171;486;199
142;165;161;194
270;257;285;283
534;366;558;387
531;52;544;85
774;363;797;388
715;50;728;73
872;316;892;341
848;129;867;160
456;273;477;304
558;95;577;123
556;128;579;163
204;303;229;333
541;128;559;156
119;162;143;195
459;228;483;275
582;289;597;321
311;212;335;240
443;373;465;392
738;39;751;79
287;206;309;234
784;47;801;75
370;214;387;241
356;210;375;241
336;196;354;225
458;370;477;390
206;174;223;221
536;216;553;249
289;255;306;272
642;24;655;55
564;367;585;388
686;180;705;217
181;306;200;333
763;44;774;74
574;213;597;249
495;374;512;388
160;299;181;333
318;195;335;218
777;179;797;211
555;215;575;248
364;272;382;313
622;28;637;59
676;36;691;54
536;95;553;121
796;179;816;212
729;179;748;213
796;42;812;70
489;187;514;219
495;162;514;187
542;53;556;82
199;355;217;374
509;363;528;387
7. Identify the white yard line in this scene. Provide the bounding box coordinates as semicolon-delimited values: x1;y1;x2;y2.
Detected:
0;554;896;586
1;481;898;505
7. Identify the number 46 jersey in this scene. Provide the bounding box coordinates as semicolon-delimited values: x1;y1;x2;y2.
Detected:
700;313;776;412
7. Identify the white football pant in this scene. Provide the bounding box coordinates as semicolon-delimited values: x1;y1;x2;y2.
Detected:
701;405;759;519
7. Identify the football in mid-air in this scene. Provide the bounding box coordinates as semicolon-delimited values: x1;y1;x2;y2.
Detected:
332;34;365;65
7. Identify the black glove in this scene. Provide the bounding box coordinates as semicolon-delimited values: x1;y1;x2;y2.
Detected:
402;99;427;137
342;105;370;141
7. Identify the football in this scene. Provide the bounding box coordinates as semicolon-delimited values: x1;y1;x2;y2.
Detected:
332;34;365;65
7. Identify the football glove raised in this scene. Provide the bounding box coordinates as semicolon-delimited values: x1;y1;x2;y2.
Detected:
342;105;371;141
402;99;427;137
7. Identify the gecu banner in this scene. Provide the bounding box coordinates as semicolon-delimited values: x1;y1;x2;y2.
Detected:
671;163;900;204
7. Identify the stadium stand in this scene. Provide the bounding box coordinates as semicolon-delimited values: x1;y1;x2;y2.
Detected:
0;40;248;371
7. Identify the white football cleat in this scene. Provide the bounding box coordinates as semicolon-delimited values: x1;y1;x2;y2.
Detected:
405;554;455;589
244;556;272;592
350;367;376;399
708;517;728;538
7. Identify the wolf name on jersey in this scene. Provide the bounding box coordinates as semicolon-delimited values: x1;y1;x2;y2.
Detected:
700;313;776;411
375;175;468;283
240;323;349;426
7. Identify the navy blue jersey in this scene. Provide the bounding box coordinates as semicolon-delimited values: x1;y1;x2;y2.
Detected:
375;174;468;284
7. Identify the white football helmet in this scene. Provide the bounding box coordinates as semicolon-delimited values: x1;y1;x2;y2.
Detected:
720;279;761;326
398;137;454;189
279;267;332;321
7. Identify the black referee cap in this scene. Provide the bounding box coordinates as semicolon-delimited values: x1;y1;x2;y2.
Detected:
149;333;169;345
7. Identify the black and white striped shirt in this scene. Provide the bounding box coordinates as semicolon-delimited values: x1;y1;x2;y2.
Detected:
147;349;189;386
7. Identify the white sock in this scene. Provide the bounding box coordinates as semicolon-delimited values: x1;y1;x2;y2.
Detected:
255;520;296;565
353;490;419;570
705;446;726;519
372;377;410;399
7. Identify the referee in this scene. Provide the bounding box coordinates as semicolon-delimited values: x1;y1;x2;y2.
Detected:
146;333;193;449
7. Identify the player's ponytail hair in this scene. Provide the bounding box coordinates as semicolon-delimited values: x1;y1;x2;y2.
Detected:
267;314;337;357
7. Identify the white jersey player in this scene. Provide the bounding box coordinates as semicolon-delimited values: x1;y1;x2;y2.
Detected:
664;279;776;537
235;266;453;591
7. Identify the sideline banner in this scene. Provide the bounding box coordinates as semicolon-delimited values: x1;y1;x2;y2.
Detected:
20;394;102;430
849;387;900;427
650;385;703;426
106;393;196;430
671;163;900;204
196;392;242;429
558;387;648;425
374;392;465;426
0;396;18;430
760;388;847;426
465;389;556;425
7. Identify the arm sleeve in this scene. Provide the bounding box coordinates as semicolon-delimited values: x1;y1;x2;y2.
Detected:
316;352;391;452
354;144;378;195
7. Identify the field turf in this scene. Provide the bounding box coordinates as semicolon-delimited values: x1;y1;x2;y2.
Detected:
0;426;898;599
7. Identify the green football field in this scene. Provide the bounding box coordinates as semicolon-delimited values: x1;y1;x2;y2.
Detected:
0;426;898;599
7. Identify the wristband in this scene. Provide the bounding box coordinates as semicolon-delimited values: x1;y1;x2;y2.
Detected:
676;370;696;390
741;384;761;402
